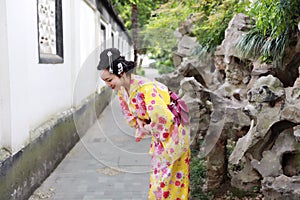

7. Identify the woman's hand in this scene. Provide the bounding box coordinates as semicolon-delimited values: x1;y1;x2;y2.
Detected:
143;124;152;133
137;119;151;135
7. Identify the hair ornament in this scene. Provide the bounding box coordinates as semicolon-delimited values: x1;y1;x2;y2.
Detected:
117;63;123;74
107;51;113;73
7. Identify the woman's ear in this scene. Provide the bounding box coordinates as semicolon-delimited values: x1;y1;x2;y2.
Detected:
120;71;126;77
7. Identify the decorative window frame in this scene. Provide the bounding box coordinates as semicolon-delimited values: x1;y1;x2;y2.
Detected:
37;0;64;64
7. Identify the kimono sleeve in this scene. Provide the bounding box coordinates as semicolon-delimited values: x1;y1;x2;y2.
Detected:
139;85;174;142
117;94;138;129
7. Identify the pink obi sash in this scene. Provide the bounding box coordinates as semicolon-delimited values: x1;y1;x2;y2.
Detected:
168;91;189;126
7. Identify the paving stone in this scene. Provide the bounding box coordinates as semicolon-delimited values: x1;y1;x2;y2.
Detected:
29;97;151;199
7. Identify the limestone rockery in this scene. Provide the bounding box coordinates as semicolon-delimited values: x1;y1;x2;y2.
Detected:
156;13;300;199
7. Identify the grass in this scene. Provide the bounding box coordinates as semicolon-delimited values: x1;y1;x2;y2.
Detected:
190;148;211;200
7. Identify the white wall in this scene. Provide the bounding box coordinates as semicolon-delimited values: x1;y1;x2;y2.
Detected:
73;0;102;106
70;0;81;105
0;0;12;150
79;1;97;67
27;0;73;131
0;0;132;153
114;32;119;49
99;20;106;51
1;0;74;152
4;0;31;152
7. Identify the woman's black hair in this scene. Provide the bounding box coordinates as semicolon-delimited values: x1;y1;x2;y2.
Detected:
110;56;135;77
97;48;135;77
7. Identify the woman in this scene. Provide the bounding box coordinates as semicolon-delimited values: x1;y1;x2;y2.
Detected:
97;48;190;200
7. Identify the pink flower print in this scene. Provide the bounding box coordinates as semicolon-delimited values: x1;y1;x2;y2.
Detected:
176;172;183;179
172;131;179;142
158;117;166;124
148;105;153;111
185;157;190;164
162;132;169;139
156;143;164;155
157;125;163;131
157;162;161;168
170;148;174;154
160;182;165;188
153;88;157;93
150;122;156;127
182;129;186;135
120;101;125;107
141;101;146;110
138;80;145;85
132;98;137;103
137;92;145;100
163;191;170;198
151;100;156;104
162;167;167;175
152;93;156;97
154;191;162;200
175;180;181;186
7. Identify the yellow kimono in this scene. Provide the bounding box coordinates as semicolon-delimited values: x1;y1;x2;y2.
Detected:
118;74;190;200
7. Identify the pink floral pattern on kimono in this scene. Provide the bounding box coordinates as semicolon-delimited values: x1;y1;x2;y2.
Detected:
118;74;190;200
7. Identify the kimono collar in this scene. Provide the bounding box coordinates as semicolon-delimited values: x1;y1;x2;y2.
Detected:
119;74;145;100
123;74;168;99
129;74;153;95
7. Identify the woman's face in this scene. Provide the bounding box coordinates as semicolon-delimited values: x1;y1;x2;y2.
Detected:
100;69;123;90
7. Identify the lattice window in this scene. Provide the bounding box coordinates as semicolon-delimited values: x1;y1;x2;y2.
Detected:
37;0;63;63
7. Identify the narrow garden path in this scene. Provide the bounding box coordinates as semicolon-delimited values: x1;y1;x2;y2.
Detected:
29;67;159;200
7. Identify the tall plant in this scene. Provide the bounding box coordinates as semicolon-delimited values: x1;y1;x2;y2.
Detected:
144;0;251;59
143;0;252;72
236;0;300;63
110;0;168;69
110;0;167;29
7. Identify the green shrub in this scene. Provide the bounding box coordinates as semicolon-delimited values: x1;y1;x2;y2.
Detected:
190;149;210;200
193;0;251;54
158;65;175;74
148;52;174;74
136;68;145;76
236;0;300;64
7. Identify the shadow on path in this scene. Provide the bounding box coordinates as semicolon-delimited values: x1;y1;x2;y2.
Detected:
29;97;151;200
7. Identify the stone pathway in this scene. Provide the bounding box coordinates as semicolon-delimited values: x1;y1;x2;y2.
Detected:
29;96;152;200
143;67;160;80
29;67;159;200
